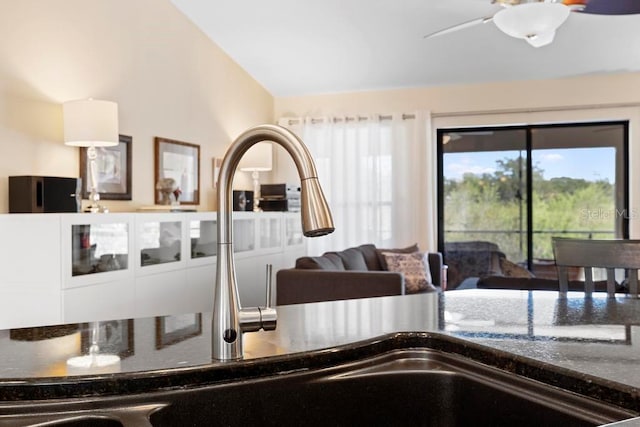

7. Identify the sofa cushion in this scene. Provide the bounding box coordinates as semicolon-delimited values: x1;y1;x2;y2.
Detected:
376;243;420;270
358;244;384;271
329;247;369;271
295;255;345;270
381;251;436;294
323;253;346;270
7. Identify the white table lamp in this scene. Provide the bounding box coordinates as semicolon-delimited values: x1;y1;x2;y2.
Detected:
63;99;119;213
239;141;273;212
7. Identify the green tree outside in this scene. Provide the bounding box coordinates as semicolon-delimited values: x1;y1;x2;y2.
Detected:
444;157;615;261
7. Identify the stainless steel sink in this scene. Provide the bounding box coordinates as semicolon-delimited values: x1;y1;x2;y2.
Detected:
1;346;636;426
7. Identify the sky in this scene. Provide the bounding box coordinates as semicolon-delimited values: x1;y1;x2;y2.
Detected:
444;147;616;183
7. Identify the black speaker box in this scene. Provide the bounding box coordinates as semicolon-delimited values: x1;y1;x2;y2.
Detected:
9;176;81;213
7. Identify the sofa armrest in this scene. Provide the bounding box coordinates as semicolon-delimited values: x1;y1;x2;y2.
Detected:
427;252;444;288
276;270;405;306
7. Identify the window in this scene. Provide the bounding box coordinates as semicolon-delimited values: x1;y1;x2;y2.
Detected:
282;114;424;255
438;122;628;288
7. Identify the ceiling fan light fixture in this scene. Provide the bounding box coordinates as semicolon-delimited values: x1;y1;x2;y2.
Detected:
493;2;570;46
525;30;556;47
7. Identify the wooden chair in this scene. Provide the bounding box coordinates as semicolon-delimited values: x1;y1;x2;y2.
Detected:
552;237;640;298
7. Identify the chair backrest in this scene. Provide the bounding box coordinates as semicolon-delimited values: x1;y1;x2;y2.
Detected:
552;237;640;297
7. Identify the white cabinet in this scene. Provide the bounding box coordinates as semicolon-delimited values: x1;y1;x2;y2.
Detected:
134;269;188;318
63;278;135;323
186;264;216;313
0;214;63;328
283;213;306;268
234;212;305;307
0;211;306;329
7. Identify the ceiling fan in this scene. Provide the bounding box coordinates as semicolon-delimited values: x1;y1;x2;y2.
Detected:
424;0;640;48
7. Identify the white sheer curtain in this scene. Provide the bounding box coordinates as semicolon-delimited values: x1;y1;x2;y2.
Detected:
280;112;430;256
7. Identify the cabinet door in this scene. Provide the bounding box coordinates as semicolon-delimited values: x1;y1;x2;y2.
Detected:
187;214;217;267
135;214;188;276
284;213;305;249
0;290;61;329
134;269;189;318
235;253;282;307
62;213;134;289
232;212;256;257
186;264;216;313
63;278;135;323
257;213;283;254
0;214;63;328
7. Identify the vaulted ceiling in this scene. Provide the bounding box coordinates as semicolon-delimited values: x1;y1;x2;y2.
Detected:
170;0;640;97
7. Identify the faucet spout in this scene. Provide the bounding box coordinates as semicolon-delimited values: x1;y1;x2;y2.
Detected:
213;124;334;361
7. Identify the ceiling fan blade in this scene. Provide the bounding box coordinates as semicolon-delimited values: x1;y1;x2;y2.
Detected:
577;0;640;15
423;15;494;39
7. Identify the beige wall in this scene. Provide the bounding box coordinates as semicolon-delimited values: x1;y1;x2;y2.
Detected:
275;73;640;246
0;0;273;213
275;73;640;117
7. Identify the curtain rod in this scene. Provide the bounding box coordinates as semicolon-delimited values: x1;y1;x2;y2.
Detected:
284;113;415;126
431;102;640;118
283;101;640;125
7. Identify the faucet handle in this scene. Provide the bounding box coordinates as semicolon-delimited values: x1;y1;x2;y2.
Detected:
261;264;277;330
238;265;277;333
265;264;273;308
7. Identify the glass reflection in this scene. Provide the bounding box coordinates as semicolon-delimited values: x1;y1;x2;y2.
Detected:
72;223;128;276
140;221;182;266
190;220;217;259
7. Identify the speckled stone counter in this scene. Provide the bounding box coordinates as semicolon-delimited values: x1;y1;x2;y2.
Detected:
2;289;640;416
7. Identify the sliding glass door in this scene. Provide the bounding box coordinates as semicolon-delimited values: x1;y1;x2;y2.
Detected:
440;128;529;264
438;122;628;288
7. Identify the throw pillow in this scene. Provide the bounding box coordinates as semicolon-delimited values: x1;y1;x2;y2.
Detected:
500;258;535;278
376;243;420;270
381;251;437;294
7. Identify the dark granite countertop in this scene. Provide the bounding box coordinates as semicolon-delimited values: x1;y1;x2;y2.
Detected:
2;289;640;414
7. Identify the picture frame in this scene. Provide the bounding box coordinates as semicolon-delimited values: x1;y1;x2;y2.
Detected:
81;319;135;359
154;137;200;205
79;134;132;200
155;313;203;349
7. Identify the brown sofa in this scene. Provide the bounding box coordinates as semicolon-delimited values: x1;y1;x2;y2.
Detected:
276;243;444;305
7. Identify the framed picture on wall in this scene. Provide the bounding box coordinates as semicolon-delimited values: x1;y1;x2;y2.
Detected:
154;137;200;205
79;134;132;200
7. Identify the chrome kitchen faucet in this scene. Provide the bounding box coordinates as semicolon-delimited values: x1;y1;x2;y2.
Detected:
213;124;334;361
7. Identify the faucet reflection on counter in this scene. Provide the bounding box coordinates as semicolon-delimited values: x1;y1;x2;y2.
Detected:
213;124;335;361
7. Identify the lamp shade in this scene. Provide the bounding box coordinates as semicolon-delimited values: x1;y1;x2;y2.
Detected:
63;99;119;147
239;141;273;172
493;2;570;47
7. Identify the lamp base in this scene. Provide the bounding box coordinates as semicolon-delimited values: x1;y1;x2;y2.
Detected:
85;205;109;213
85;188;109;213
252;171;262;213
